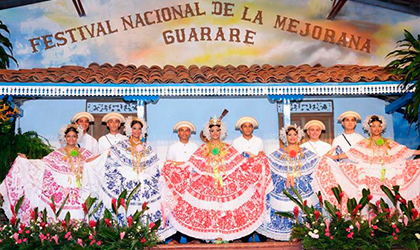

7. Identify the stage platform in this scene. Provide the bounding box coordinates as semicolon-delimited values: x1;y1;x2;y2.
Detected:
155;241;301;250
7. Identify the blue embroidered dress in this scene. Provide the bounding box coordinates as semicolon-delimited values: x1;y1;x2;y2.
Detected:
257;147;320;241
83;139;176;240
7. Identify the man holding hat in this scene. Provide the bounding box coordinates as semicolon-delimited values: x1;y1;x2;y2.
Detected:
166;121;198;162
332;111;364;155
98;112;128;153
301;120;331;156
71;111;99;155
232;116;264;158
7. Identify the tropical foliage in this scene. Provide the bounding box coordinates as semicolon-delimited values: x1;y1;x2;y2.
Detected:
278;185;420;250
0;20;17;69
0;184;161;249
386;29;420;125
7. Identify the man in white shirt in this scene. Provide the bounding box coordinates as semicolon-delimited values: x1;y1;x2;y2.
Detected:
98;112;128;153
232;116;264;158
301;120;332;156
332;111;364;155
71;111;99;155
166;121;198;163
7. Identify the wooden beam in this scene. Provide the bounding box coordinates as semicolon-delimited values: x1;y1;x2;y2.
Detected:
72;0;86;17
385;92;413;114
327;0;348;20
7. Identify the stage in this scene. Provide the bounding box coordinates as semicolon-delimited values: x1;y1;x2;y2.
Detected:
155;241;301;250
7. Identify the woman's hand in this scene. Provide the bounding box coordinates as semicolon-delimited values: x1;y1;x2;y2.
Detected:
18;153;27;159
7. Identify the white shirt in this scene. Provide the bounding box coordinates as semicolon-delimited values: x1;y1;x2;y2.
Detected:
98;133;128;153
332;132;364;153
166;141;199;162
301;140;332;156
232;135;264;156
78;133;99;156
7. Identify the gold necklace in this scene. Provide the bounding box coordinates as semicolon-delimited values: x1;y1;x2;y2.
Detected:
129;138;145;176
205;141;227;189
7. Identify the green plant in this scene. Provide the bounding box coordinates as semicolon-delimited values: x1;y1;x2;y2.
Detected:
0;184;161;249
0;20;17;69
0;128;53;182
386;29;420;125
278;185;420;250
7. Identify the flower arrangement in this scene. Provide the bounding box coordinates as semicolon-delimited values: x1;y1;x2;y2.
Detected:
277;185;420;250
0;183;161;249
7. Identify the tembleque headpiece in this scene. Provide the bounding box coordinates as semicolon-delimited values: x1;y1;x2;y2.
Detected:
202;115;227;141
58;124;84;144
279;124;305;144
125;116;148;138
363;114;387;135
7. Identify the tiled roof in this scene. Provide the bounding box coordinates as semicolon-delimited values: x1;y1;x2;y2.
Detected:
0;63;399;84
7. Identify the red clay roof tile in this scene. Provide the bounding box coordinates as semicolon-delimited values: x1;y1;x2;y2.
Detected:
0;63;400;84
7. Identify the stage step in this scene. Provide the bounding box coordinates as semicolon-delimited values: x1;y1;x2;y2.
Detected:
155;241;301;250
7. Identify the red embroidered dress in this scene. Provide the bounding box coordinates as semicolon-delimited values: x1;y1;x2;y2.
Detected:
313;138;420;208
162;142;273;241
0;148;92;223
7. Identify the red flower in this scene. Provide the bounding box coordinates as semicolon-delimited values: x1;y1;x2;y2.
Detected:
335;211;342;220
142;202;148;210
119;198;126;209
339;192;344;202
400;199;406;204
395;194;401;200
411;208;419;220
314;210;320;221
104;218;112;228
303;200;307;206
289;150;297;158
61;220;67;229
293;206;299;219
149;222;156;230
50;203;56;213
89;220;96;228
127;216;133;227
112;198;117;211
82;203;88;215
97;241;102;246
10;216;17;226
352;204;363;216
367;195;373;201
372;225;378;230
318;195;323;205
30;210;36;220
10;205;16;216
141;237;146;243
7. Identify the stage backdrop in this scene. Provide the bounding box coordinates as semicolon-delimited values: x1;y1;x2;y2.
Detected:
2;0;419;157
